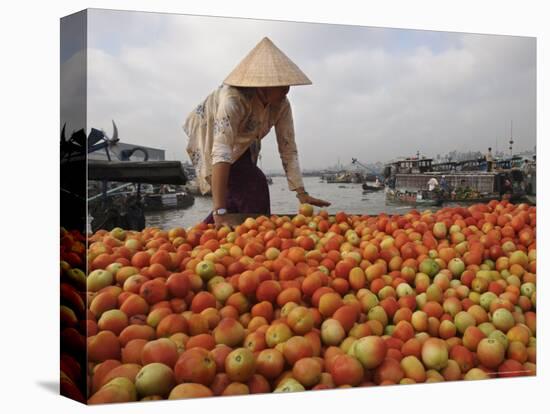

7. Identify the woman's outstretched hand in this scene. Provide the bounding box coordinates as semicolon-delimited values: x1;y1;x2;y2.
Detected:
297;193;331;207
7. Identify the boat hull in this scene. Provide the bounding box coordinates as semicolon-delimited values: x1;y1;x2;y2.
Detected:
362;185;384;192
143;193;195;212
385;189;443;207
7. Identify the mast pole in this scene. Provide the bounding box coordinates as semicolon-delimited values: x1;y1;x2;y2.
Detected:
508;120;514;157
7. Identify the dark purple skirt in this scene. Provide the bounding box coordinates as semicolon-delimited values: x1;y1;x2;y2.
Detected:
203;148;271;224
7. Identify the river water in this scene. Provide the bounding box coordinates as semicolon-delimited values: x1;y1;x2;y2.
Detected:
145;176;417;230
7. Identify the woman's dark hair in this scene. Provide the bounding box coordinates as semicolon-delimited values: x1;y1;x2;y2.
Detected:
234;86;257;98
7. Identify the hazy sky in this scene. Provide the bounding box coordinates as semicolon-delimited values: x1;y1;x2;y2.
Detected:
78;9;536;171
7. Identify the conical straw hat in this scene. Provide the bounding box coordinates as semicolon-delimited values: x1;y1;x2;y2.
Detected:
224;37;312;87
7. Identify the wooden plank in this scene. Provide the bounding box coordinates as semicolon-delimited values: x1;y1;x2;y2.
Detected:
88;160;187;185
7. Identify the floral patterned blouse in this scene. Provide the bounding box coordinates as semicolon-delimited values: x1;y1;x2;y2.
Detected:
183;84;304;195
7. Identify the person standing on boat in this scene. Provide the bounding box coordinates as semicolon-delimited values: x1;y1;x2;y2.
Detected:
456;179;473;199
440;175;449;195
500;174;513;199
427;176;439;191
183;37;330;228
485;147;494;172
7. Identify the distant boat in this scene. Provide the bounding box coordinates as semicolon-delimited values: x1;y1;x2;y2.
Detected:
385;188;443;207
89;183;195;213
383;156;530;204
143;188;195;212
362;182;384;192
87;184;195;232
326;172;352;183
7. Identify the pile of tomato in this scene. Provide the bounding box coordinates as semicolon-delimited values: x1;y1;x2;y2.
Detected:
84;200;536;404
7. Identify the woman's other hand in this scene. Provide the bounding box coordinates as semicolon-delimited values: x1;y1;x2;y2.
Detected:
297;193;331;207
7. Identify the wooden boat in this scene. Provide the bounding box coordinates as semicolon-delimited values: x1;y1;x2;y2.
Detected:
143;191;195;212
362;182;384;191
325;171;364;184
386;187;506;208
385;189;443;207
88;186;195;232
383;156;530;206
326;175;352;184
88;184;195;212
